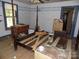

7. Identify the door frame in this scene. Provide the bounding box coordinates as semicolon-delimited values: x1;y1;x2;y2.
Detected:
60;6;79;38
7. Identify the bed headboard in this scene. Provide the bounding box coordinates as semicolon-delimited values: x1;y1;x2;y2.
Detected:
11;24;29;40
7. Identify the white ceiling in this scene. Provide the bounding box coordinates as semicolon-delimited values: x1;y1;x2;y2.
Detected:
16;0;69;4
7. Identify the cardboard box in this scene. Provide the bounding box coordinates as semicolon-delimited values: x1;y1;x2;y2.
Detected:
53;19;63;31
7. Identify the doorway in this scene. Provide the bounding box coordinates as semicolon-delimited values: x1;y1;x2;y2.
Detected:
61;7;74;36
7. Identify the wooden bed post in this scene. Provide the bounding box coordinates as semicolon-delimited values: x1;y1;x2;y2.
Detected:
11;0;15;26
35;6;39;31
11;0;17;50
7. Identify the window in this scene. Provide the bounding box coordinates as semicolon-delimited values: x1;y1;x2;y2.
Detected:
2;2;18;29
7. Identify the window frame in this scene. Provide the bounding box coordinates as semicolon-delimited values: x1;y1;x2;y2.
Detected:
2;1;18;30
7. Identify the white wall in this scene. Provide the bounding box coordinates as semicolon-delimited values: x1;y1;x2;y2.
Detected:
38;7;61;32
0;0;30;37
29;5;36;29
29;1;79;37
74;10;79;37
29;5;61;32
18;5;30;24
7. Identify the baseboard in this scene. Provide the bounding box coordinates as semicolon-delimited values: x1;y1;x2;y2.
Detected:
0;34;11;40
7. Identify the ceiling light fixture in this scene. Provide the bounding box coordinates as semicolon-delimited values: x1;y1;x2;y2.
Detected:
31;0;40;4
30;0;44;4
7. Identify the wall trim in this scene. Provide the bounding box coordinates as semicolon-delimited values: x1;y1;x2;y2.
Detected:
71;6;79;37
60;6;79;38
0;34;11;40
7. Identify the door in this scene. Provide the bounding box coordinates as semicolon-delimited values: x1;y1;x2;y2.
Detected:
66;10;73;34
61;7;74;36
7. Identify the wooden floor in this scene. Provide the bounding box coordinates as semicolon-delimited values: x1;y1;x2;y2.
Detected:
0;36;78;59
0;36;34;59
71;39;79;59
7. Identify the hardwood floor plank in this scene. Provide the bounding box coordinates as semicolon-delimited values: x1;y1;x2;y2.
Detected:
66;39;71;59
56;37;67;49
0;37;34;59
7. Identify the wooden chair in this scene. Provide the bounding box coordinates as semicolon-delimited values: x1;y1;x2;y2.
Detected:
53;19;67;40
53;19;67;44
53;19;63;32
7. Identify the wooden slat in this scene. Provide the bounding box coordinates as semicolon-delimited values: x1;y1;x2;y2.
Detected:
20;35;37;43
32;35;49;50
66;39;71;59
32;35;45;47
42;35;50;45
51;37;54;42
32;36;41;47
25;38;37;45
43;35;53;45
52;37;60;47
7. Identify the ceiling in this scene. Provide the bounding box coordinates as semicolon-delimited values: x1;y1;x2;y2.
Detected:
16;0;70;4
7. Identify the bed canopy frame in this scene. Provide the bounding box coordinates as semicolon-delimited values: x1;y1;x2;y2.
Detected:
11;0;45;31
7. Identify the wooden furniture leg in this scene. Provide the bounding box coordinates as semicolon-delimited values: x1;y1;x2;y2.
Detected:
75;31;79;50
14;40;17;50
